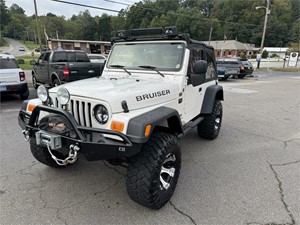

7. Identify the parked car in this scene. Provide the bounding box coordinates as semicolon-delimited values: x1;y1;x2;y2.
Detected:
87;54;106;63
19;47;25;51
216;59;240;80
34;47;49;52
239;58;254;76
31;50;104;88
0;54;29;99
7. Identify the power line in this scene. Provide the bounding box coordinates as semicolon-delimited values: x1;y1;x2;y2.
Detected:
50;0;296;42
50;0;120;13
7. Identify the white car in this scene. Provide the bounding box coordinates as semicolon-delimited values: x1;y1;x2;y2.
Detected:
87;54;106;63
0;54;29;99
19;47;25;51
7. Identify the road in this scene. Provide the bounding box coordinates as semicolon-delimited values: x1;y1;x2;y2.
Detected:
0;38;30;56
0;72;299;225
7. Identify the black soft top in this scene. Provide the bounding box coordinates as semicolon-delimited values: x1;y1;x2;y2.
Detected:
111;26;214;51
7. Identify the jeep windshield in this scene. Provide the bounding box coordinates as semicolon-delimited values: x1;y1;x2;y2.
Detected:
107;42;185;71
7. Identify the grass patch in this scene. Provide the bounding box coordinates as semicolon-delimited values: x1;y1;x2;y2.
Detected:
257;67;300;72
0;38;9;47
15;55;38;70
23;41;39;51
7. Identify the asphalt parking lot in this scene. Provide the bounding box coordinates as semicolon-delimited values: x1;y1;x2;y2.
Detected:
0;71;299;225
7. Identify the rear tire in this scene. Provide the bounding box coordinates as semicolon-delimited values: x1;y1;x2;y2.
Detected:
127;132;181;209
30;139;68;168
197;100;222;140
52;78;60;87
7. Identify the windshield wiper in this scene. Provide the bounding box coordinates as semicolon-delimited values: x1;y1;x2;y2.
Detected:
110;64;131;75
138;65;165;77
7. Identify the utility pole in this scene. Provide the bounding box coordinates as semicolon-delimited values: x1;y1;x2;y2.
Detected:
256;0;271;69
208;27;213;46
33;0;43;55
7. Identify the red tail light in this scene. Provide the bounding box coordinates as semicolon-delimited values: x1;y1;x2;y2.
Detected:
19;72;25;81
63;66;69;77
240;66;244;71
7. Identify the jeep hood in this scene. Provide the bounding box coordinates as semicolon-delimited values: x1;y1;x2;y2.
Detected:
50;77;180;113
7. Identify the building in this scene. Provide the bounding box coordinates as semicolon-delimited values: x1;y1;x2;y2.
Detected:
263;47;289;58
203;40;260;58
48;39;111;54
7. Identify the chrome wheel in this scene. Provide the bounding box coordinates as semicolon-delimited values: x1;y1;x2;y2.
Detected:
215;110;221;130
160;153;176;190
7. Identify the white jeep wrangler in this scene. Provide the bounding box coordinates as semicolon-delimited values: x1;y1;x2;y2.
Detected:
18;27;224;209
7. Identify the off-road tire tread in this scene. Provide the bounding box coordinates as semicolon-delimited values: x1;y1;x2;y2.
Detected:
126;132;180;210
30;140;66;168
197;100;222;140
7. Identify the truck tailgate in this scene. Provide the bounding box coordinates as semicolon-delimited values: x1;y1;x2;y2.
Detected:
68;62;103;81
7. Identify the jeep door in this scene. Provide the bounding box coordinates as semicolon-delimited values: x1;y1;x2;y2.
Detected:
183;46;217;121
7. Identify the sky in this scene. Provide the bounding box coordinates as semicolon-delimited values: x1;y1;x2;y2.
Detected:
5;0;135;18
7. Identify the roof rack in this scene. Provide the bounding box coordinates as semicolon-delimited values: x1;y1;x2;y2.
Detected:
111;26;193;44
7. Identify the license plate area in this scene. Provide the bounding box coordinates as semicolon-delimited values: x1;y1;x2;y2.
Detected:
35;131;62;150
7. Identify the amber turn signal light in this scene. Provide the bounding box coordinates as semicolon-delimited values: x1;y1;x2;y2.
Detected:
111;121;124;132
27;104;36;112
144;124;151;137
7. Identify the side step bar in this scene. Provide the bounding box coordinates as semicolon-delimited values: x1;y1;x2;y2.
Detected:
178;116;204;138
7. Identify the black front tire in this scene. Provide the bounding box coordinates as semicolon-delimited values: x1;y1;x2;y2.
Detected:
32;75;39;89
126;132;181;210
197;100;223;140
19;89;29;100
30;140;68;168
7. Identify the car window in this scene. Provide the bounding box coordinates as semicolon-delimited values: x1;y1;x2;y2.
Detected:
67;52;76;62
75;52;89;62
0;58;19;69
53;52;67;62
43;52;51;62
107;42;185;71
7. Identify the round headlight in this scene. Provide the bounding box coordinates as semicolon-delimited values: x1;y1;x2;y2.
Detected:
93;105;109;124
57;87;70;105
37;85;49;102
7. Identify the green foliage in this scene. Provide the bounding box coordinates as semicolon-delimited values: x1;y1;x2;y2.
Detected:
0;0;11;33
0;0;299;48
262;50;269;58
0;37;8;47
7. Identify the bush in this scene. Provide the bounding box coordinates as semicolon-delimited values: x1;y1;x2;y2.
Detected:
17;59;25;64
262;50;268;58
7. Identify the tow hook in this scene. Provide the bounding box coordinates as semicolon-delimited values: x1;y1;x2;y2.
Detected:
22;130;30;142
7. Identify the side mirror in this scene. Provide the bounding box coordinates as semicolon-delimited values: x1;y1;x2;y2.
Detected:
30;60;37;65
193;60;207;74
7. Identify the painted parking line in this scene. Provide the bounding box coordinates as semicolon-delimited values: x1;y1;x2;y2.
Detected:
223;86;258;94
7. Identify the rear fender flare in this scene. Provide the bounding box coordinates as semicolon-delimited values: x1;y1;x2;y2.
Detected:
201;85;224;114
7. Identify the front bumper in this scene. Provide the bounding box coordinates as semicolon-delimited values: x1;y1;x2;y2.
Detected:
18;105;142;161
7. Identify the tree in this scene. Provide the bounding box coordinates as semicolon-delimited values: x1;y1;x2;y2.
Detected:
0;0;11;36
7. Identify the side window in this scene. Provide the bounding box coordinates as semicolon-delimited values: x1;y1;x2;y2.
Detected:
205;51;216;80
75;52;89;62
43;52;51;63
52;52;67;62
38;53;45;64
67;52;76;62
188;46;205;75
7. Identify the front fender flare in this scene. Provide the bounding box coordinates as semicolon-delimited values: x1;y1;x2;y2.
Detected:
126;106;183;143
